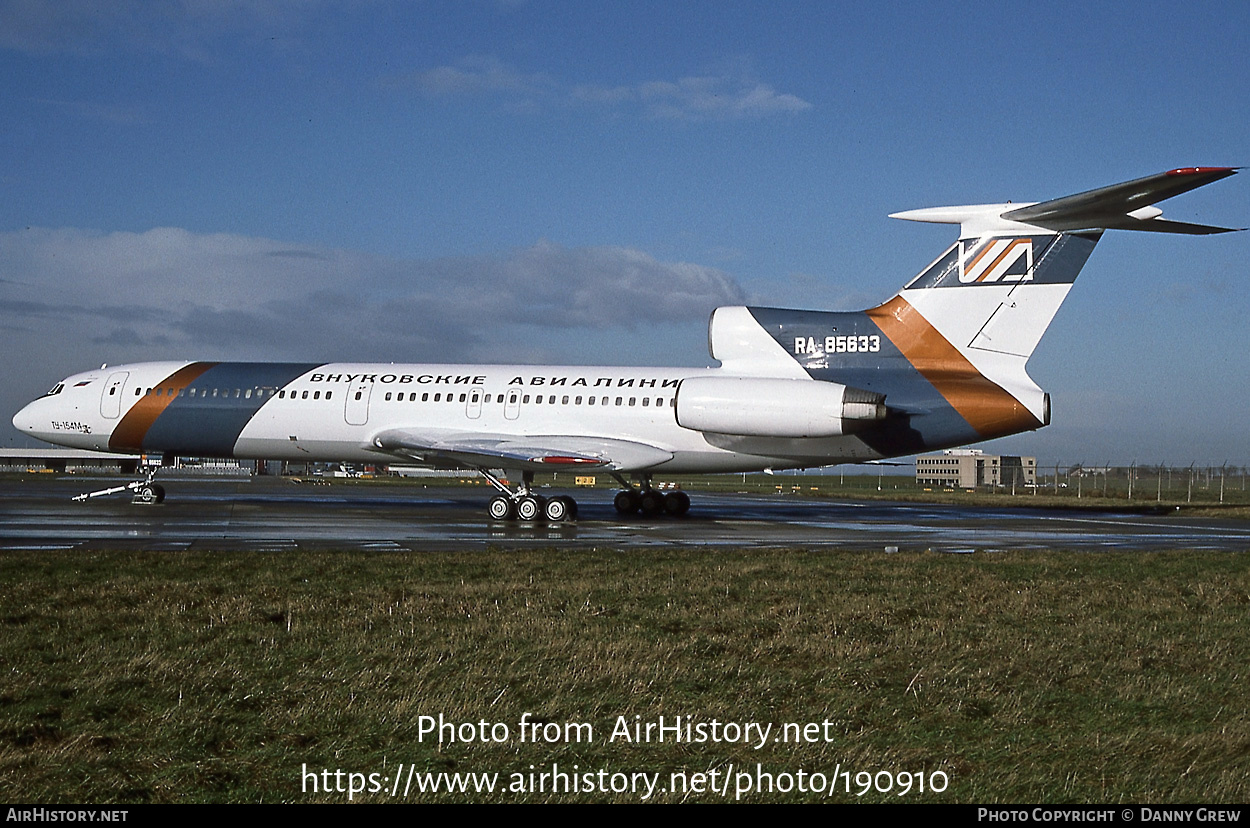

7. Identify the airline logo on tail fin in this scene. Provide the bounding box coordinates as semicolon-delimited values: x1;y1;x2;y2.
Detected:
906;233;1097;291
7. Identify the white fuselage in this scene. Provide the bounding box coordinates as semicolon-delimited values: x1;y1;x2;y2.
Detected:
13;360;885;474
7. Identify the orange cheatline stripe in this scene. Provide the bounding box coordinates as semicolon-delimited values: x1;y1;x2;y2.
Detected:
865;296;1042;439
109;362;218;451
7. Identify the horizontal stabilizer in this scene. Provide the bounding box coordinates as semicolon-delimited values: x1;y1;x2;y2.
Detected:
892;167;1241;237
1002;167;1241;233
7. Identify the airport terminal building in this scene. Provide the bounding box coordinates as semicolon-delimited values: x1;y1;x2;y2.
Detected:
916;450;1036;489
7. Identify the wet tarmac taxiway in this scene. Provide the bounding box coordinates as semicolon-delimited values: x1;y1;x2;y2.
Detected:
2;475;1248;552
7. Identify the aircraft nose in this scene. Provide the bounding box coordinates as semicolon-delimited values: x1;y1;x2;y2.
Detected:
12;399;46;438
13;401;37;435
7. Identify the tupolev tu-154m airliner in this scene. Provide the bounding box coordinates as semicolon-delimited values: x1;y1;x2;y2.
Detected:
12;168;1241;521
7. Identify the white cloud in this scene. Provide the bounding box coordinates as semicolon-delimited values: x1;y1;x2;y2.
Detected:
401;55;554;98
398;56;812;122
0;227;745;367
635;76;813;120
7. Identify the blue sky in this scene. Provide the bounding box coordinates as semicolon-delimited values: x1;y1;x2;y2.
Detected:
1;1;1247;465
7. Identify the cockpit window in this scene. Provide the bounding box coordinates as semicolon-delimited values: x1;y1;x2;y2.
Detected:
43;383;65;397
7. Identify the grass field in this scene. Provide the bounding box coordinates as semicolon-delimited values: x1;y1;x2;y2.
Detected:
1;546;1246;803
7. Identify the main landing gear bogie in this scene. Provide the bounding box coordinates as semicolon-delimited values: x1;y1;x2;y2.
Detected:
610;472;689;517
480;469;582;523
613;488;689;517
487;491;579;523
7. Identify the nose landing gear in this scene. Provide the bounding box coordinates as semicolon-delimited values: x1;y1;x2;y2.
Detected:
72;470;166;504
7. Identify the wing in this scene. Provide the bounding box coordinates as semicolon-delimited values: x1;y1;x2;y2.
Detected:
371;428;674;473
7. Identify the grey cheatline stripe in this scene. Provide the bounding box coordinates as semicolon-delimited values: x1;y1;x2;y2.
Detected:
109;362;218;451
139;362;324;457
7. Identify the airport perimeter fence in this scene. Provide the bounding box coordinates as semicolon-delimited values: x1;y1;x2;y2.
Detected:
1014;463;1248;505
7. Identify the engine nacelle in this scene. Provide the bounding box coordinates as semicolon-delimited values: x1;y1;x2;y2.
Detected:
674;377;886;438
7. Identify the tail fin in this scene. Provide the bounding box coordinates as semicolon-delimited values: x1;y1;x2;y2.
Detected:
713;169;1237;451
870;167;1239;438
